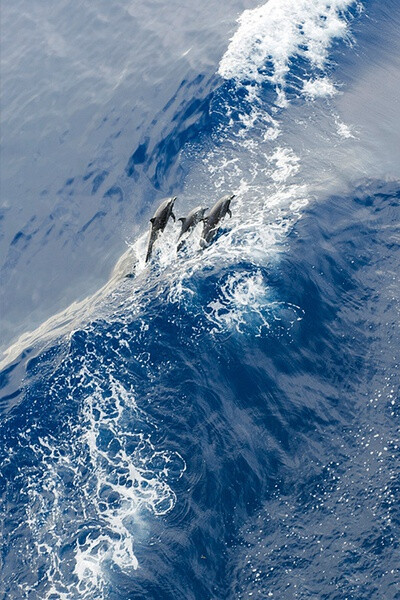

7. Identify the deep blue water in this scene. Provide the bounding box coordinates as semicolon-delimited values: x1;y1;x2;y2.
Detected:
1;1;400;599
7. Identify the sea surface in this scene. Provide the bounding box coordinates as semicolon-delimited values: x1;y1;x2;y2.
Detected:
1;0;399;598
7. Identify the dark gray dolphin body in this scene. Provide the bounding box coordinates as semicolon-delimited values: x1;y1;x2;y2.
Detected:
200;194;234;247
145;196;177;262
177;205;208;251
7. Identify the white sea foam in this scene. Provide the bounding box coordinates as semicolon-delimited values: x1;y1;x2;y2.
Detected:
219;0;356;99
204;271;304;336
334;115;356;138
21;366;186;599
303;77;338;98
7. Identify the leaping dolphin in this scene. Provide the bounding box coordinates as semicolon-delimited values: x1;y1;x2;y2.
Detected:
177;205;208;251
145;196;177;262
200;194;234;248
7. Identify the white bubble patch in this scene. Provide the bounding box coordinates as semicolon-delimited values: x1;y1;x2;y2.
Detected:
205;271;304;336
303;77;338;98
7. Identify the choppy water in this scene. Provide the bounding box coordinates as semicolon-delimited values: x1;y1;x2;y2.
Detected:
1;0;399;598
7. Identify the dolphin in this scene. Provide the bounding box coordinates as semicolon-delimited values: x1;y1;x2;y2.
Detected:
145;196;177;262
200;194;234;247
177;205;208;251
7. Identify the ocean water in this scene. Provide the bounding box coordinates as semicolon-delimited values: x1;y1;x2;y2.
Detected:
1;0;399;598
